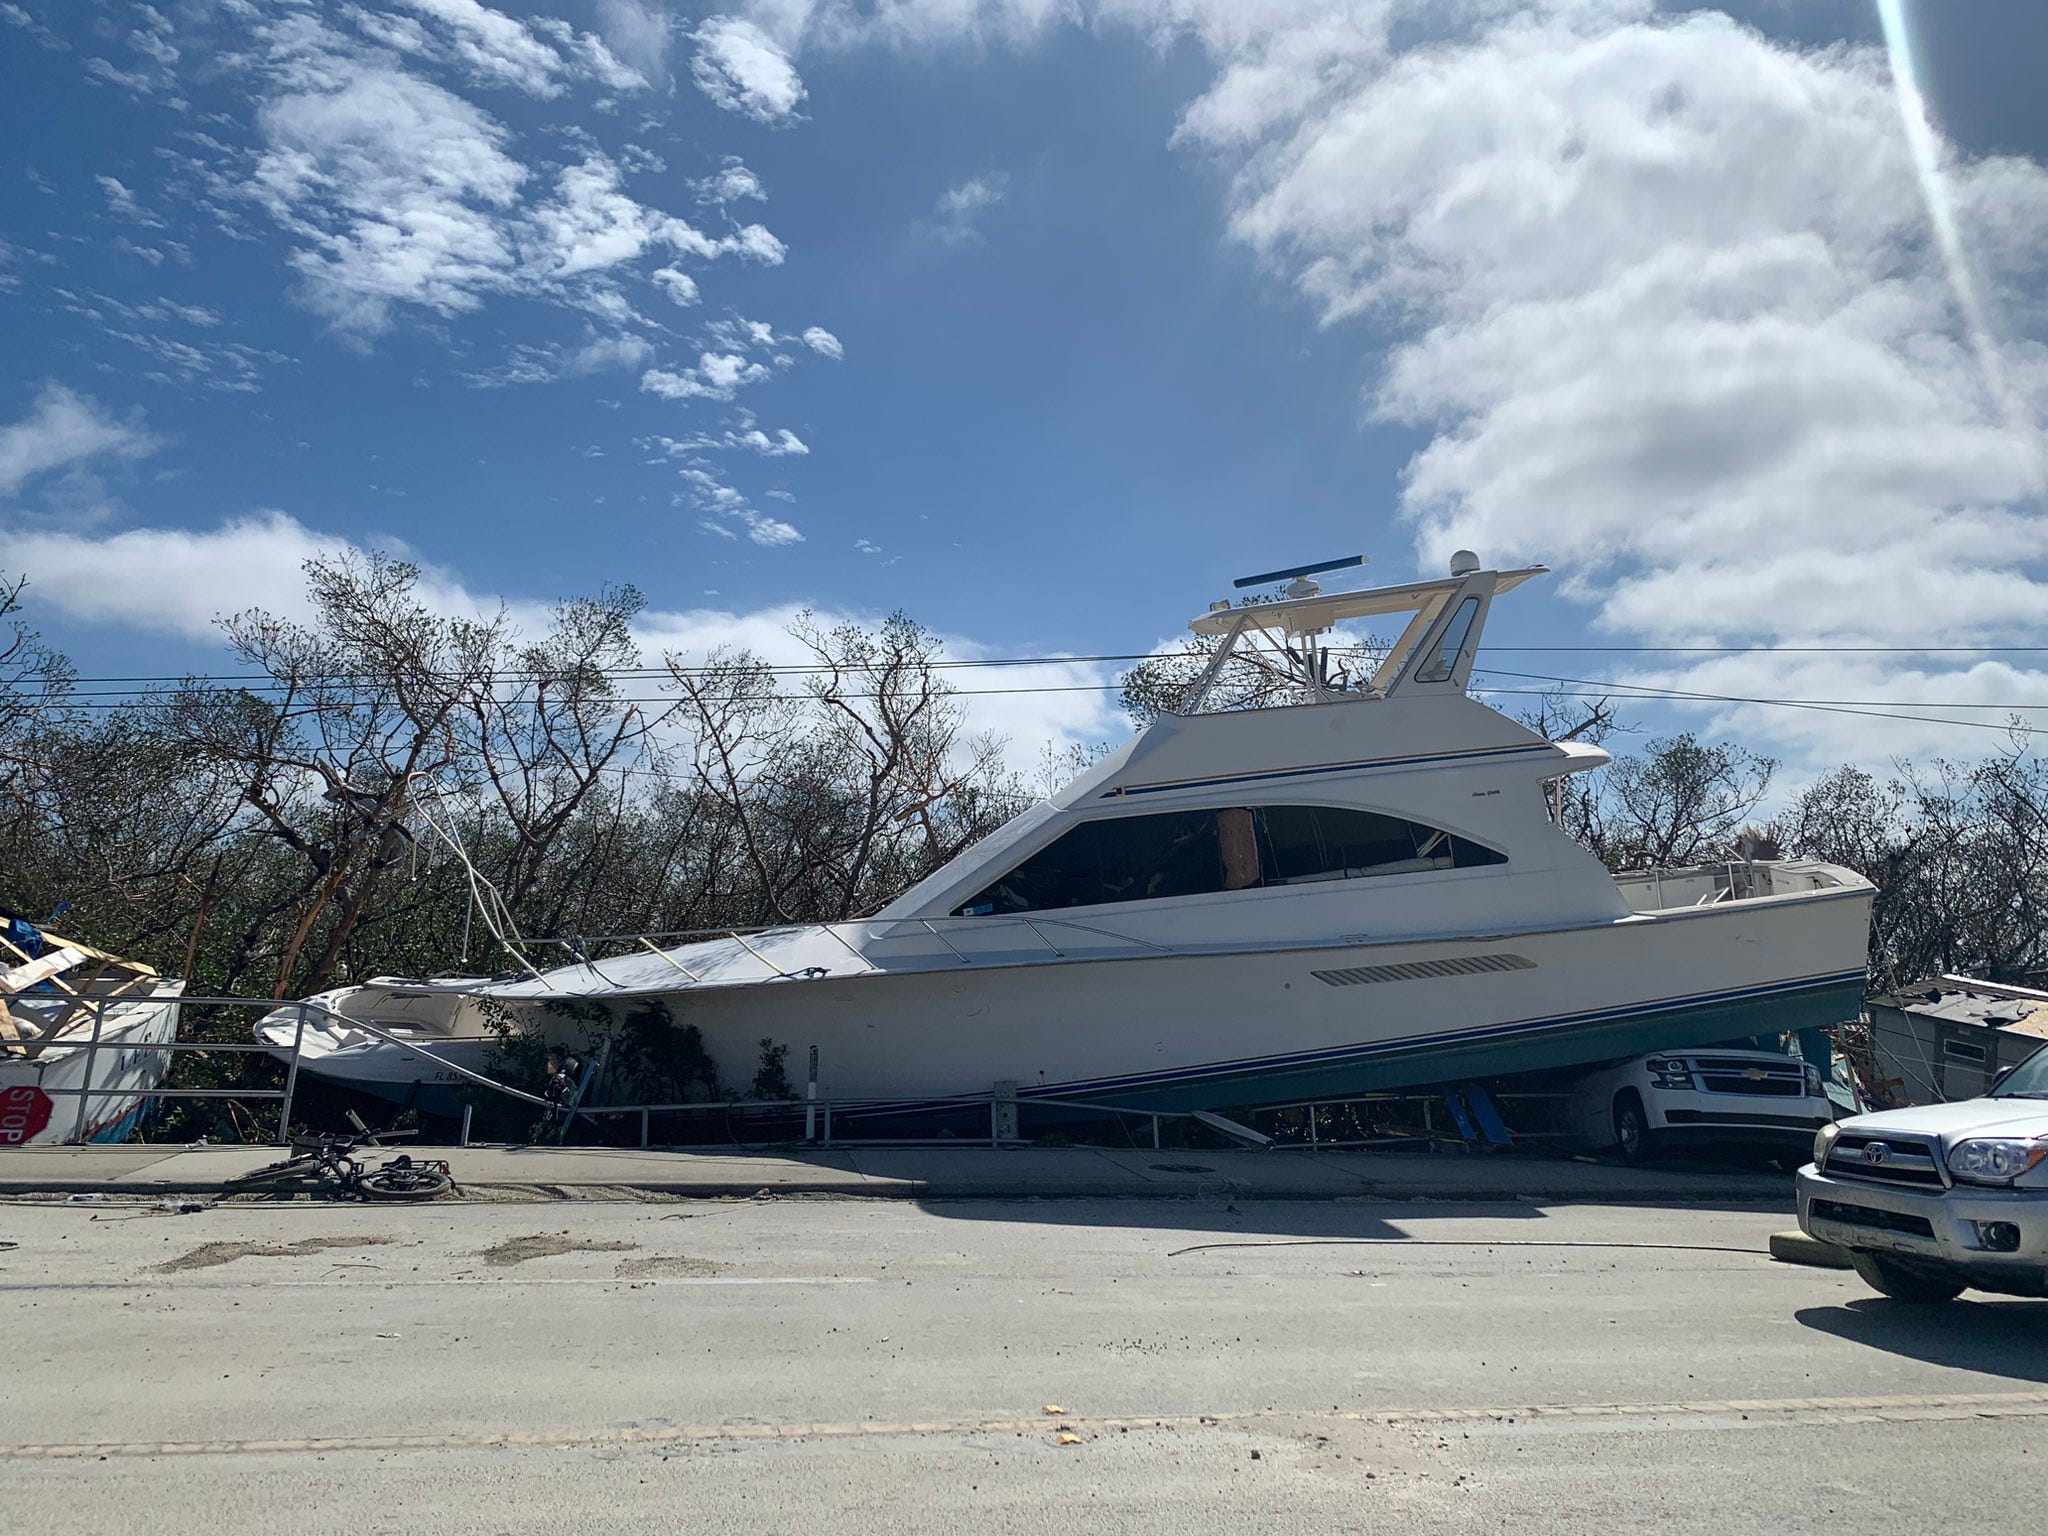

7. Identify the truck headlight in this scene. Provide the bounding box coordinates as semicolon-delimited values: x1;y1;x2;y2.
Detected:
1647;1058;1690;1089
1804;1064;1826;1097
1813;1122;1840;1167
1947;1138;2048;1185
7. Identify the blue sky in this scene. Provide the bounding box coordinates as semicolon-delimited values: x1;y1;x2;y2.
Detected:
4;0;2047;777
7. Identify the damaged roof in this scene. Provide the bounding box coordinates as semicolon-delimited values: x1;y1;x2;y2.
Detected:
1874;977;2048;1032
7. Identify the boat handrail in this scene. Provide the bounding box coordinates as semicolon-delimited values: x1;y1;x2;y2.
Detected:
529;913;1168;946
522;912;1180;967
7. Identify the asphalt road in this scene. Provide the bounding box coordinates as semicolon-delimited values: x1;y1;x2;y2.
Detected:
4;1193;2046;1533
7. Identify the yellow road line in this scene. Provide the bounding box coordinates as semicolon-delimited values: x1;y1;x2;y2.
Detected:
6;1390;2048;1462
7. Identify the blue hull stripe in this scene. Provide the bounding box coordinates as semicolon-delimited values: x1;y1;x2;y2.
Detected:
1101;741;1559;799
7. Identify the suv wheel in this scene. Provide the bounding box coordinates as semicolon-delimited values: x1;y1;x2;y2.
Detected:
1612;1091;1652;1164
1850;1252;1965;1303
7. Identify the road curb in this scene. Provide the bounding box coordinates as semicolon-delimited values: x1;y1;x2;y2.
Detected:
3;1176;1795;1204
1769;1229;1853;1269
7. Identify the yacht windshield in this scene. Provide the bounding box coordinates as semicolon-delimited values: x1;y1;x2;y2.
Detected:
954;804;1505;916
1415;595;1482;683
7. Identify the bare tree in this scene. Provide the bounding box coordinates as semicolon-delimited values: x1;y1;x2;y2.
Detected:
169;552;504;994
461;584;676;916
1782;737;2048;990
665;612;1028;924
1560;733;1776;870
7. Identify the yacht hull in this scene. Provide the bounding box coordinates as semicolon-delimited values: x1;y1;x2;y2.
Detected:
265;887;1871;1118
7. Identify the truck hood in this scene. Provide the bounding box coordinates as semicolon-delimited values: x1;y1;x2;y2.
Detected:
1844;1098;2048;1146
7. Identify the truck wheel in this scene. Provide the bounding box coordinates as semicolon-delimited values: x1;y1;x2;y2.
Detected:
1612;1091;1653;1163
1850;1252;1965;1303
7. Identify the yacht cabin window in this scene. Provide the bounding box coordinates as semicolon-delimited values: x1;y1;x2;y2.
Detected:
954;805;1505;916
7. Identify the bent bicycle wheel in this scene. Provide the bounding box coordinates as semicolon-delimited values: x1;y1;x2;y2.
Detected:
359;1166;453;1201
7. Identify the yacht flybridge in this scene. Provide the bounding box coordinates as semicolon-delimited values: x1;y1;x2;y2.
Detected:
258;555;1874;1116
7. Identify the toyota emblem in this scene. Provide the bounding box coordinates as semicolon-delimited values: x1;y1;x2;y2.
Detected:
1862;1142;1891;1165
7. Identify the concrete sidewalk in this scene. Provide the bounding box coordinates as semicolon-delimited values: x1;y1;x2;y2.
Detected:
0;1141;1796;1204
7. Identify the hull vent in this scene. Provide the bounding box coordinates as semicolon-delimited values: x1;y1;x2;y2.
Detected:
1312;953;1536;987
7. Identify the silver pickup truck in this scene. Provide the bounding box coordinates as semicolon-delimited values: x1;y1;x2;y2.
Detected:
1797;1045;2048;1302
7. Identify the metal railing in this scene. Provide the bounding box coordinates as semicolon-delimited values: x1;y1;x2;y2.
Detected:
557;1092;1183;1151
20;991;1187;1151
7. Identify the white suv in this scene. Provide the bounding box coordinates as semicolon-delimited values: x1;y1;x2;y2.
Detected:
1798;1047;2048;1302
1569;1047;1833;1163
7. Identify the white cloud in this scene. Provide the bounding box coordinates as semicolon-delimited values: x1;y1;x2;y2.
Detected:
650;421;808;456
569;332;653;374
691;16;806;124
526;154;713;277
724;222;787;264
12;511;1120;762
96;175;162;228
0;384;158;499
1185;7;2048;763
672;459;805;546
5;512;333;638
595;0;673;81
641;351;773;402
220;18;773;334
741;511;804;546
694;156;766;205
251;50;529;330
466;331;651;386
735;426;808;456
1;3;66;52
925;172;1007;244
730;0;2048;769
393;0;599;98
4;510;534;640
799;324;842;360
651;266;700;305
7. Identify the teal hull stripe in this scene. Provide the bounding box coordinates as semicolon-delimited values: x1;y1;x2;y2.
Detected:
827;966;1866;1120
1028;967;1868;1100
1101;742;1557;799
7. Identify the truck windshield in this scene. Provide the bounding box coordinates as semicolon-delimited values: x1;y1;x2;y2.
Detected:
1992;1044;2048;1098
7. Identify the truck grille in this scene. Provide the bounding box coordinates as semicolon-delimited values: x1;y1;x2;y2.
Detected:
1808;1197;1937;1240
1689;1057;1808;1098
1824;1133;1946;1189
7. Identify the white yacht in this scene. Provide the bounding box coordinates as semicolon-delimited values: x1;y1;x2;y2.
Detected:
259;555;1874;1116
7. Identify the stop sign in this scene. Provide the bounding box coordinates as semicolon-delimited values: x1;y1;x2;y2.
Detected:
0;1083;53;1146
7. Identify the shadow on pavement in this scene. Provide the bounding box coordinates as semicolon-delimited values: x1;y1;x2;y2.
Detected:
1795;1298;2048;1383
911;1196;1557;1239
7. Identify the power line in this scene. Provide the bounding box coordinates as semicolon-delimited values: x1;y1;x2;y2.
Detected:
30;641;2048;689
1470;669;2045;736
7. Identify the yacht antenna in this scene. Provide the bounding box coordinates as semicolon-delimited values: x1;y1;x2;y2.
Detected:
1232;553;1366;599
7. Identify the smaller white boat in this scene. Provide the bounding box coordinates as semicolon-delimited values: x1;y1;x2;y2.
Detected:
256;984;504;1117
1;919;185;1146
